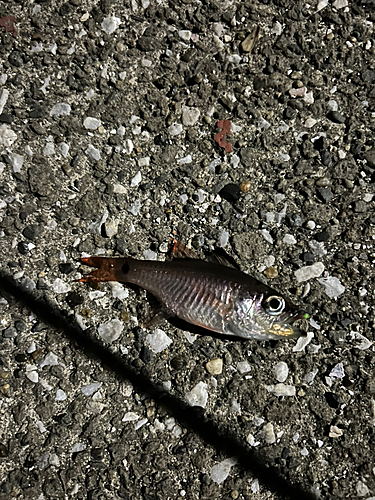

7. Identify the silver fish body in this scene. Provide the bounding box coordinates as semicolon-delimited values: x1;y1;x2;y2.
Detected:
79;257;305;341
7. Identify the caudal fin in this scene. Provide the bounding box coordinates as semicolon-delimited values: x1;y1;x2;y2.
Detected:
78;257;129;283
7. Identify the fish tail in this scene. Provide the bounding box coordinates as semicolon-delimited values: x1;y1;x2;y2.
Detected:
78;257;130;283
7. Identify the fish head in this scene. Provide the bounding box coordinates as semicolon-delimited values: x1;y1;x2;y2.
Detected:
229;292;308;341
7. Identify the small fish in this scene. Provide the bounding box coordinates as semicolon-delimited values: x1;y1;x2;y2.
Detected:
79;243;308;341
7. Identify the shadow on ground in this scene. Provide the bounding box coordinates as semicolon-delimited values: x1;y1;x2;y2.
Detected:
0;270;316;500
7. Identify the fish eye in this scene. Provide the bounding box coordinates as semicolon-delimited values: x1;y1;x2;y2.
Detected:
265;296;285;315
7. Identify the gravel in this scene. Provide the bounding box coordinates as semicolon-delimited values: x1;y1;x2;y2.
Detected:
0;1;374;499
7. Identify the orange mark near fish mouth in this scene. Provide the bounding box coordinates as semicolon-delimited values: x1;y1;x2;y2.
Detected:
214;119;232;153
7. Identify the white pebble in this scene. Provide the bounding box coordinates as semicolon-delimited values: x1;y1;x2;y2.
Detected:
217;229;229;248
85;144;101;161
237;361;251;374
124;138;134;154
178;30;191;41
264;383;296;397
260;229;274;244
0;125;17;147
317;276;345;299
122;412;139;422
356;480;370;497
251;479;260;493
71;443;86;453
145;329;172;353
138;157;150;167
182;106;200;126
294;262;324;282
81;382;102;396
26;370;39;383
52;278;71;294
168;122;183;136
257;117;271;131
274;361;289;382
109;282;129;300
304;117;317;128
283;234;296;245
55;389;67;401
293;332;314;352
130;171;142;186
261;422;276;444
40;352;59;368
143;249;157;260
185;381;208;408
50;102;71;117
210;457;237;484
0;89;9;114
316;0;329;11
7;153;23;173
59;142;69;157
127;199;141;216
329;363;345;379
98;318;124;343
332;0;348;9
177;154;192;165
83;117;102;130
101;16;121;34
327;99;338;112
43;142;55;156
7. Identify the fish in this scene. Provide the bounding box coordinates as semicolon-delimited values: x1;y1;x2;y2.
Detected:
78;241;308;341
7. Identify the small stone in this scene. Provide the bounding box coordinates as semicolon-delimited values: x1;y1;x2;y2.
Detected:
143;249;157;260
364;148;375;168
145;329;172;353
178;30;191;41
316;187;334;203
329;363;345;379
71;443;86;453
263;267;278;279
289;87;307;98
333;0;348;8
328;111;345;124
295;262;324;282
210;457;238;484
327;99;338;112
81;382;102;396
237;361;251;374
182;106;200;126
257;117;271;131
240;180;251;193
101;16;121;34
264;383;296;397
329;425;343;438
292;332;314;352
260;229;274;244
50;102;71;117
168;122;183;136
6;153;23;172
127;200;141;216
43;142;55;156
356;481;370;497
274;361;289;382
55;389;66;401
122;412;139;422
85;144;101;161
104;219;118;238
59;142;69;157
217;230;229;248
317;276;345;298
98;319;124;343
39;352;59;368
261;422;276;444
205;358;223;375
316;0;329;10
304;117;317;128
83;117;102;130
26;370;38;383
52;278;71;294
283;234;297;245
353;200;367;213
186;381;208;408
0;125;17;147
219;183;241;203
314;231;329;242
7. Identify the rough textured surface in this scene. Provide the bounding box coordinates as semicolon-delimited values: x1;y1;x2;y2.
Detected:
0;1;374;499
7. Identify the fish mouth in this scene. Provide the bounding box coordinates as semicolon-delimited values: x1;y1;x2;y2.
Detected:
266;310;309;338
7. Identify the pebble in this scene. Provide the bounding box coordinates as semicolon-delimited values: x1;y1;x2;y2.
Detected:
329;425;343;438
39;352;59;368
130;171;142;187
81;382;102;396
168;123;183;136
50;102;71;117
333;0;348;8
237;360;251;374
101;16;121;34
283;234;297;245
122;412;139;422
260;229;274;244
274;361;289;382
178;30;191;41
55;389;67;401
289;87;306;98
217;230;229;248
257;117;271;131
85;144;101;161
317;276;345;298
264;383;296;397
143;249;157;260
127;199;141;216
219;183;241;203
104;219;118;238
240;180;251;193
328;111;345;124
316;187;334;203
263;267;278;279
109;282;129;300
83;117;102;130
52;278;71;294
292;332;314;352
329;363;345;379
295;262;324;282
353;332;372;350
43;142;55;156
261;422;276;444
0;125;17;147
59;142;69;157
356;481;370;497
186;381;208;408
327;99;338;112
145;329;172;353
6;153;23;172
305;117;317;128
0;89;9;114
71;443;86;453
210;457;238;484
317;0;329;11
98;318;124;343
205;358;223;375
26;369;38;383
182;106;200;126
